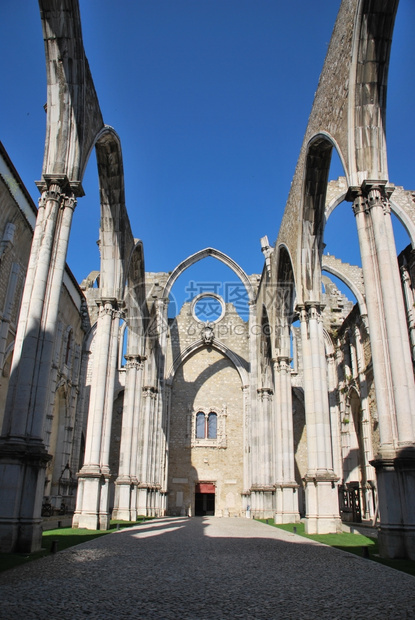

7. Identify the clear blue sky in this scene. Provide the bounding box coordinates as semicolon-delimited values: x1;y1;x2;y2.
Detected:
1;1;414;309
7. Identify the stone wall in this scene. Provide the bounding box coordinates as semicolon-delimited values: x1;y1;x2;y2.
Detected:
0;146;37;429
166;299;249;516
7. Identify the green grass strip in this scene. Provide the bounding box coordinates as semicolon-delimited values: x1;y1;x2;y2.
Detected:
257;519;415;577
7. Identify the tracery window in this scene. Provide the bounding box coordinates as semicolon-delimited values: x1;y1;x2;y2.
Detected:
195;411;217;439
190;407;226;447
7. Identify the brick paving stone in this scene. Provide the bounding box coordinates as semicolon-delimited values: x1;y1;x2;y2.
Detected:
0;517;414;620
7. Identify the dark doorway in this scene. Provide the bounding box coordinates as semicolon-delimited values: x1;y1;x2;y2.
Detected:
194;482;215;516
195;493;215;516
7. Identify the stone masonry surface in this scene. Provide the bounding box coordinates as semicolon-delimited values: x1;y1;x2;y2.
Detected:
1;517;414;620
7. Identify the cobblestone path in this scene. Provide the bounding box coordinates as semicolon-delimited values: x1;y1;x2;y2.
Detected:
1;517;414;619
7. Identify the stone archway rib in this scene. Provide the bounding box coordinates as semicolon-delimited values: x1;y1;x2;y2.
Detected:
322;254;367;317
163;248;255;303
166;338;249;387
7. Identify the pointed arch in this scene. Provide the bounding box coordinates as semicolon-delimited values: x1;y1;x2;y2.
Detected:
274;244;297;357
276;244;296;313
321;256;367;317
166;338;249;388
39;0;104;183
163;247;255;303
300;133;336;301
123;239;146;358
324;181;415;250
350;0;399;182
94;126;134;300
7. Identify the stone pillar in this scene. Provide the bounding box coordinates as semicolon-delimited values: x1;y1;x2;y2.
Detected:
299;303;340;534
162;383;172;511
136;386;157;516
327;351;342;479
113;355;144;521
0;177;78;552
349;182;415;558
73;299;119;530
241;384;251;511
400;264;415;362
272;357;300;524
354;323;376;520
252;388;274;518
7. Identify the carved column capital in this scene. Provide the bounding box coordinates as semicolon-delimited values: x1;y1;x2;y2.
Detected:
297;302;324;324
124;354;146;371
36;174;84;198
142;385;158;399
272;356;291;372
257;387;273;401
347;181;394;216
97;298;119;319
61;194;77;211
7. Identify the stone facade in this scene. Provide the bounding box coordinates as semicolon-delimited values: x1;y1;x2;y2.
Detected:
166;301;248;517
0;0;415;561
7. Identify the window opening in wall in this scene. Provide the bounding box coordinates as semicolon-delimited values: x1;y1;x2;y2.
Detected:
119;319;128;368
168;257;250;322
65;329;73;366
195;411;218;440
207;413;217;439
193;296;223;322
196;412;205;438
290;319;300;370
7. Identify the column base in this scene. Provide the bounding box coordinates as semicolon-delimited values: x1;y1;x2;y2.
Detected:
304;472;341;534
371;447;415;559
378;526;415;560
250;486;275;519
274;484;300;524
137;485;150;517
112;478;136;522
72;469;111;530
0;438;50;552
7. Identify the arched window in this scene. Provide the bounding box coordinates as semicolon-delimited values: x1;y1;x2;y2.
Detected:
65;329;73;366
207;413;217;439
191;407;225;448
196;412;205;439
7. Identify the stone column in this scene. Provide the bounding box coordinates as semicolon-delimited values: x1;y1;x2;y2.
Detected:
98;307;121;529
150;392;164;516
129;357;145;520
0;177;78;553
400;264;415;361
113;355;144;521
299;304;340;534
349;182;415;558
326;351;342;481
354;322;376;520
136;386;157;516
241;384;251;511
252;388;274;518
152;298;168;516
162;383;172;511
272;357;300;524
73;298;119;530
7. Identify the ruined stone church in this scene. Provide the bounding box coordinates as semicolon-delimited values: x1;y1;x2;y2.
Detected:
1;0;415;560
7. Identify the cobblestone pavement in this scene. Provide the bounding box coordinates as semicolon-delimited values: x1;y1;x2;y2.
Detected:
1;517;414;619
